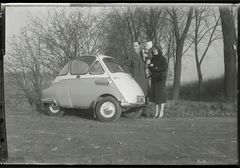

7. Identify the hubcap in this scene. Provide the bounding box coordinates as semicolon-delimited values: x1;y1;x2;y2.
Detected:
100;102;116;118
49;103;60;114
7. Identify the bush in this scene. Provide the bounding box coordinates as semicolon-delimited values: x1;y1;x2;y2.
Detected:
4;73;38;114
173;76;225;102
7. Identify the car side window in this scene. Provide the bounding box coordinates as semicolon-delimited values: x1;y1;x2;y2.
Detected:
58;64;69;76
71;59;90;75
89;61;105;75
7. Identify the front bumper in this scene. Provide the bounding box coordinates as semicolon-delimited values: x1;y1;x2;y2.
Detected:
121;102;147;108
41;98;56;104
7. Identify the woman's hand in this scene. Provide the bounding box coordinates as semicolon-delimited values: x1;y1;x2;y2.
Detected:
146;59;151;65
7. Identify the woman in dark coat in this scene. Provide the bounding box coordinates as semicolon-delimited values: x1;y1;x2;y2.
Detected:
149;45;168;118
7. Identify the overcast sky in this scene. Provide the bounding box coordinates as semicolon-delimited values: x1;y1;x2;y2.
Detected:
5;4;226;82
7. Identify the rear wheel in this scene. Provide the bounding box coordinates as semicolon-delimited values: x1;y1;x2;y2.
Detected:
95;97;121;122
45;103;64;117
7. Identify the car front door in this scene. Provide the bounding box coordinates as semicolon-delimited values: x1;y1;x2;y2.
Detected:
64;57;109;108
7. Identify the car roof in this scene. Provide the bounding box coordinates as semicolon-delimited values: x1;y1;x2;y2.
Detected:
72;55;114;61
97;54;114;59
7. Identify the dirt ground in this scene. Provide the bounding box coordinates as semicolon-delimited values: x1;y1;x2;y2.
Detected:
4;110;238;165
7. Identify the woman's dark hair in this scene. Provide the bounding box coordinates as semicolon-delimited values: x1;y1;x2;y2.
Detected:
152;45;163;55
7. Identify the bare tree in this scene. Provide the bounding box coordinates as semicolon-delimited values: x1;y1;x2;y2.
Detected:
6;28;49;111
5;8;108;112
168;7;193;100
112;7;144;44
27;8;107;75
219;6;237;103
160;24;175;82
105;6;177;83
138;7;165;44
103;8;134;73
193;7;222;100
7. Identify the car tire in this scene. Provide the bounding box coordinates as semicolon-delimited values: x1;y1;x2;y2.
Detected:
123;108;143;118
45;103;64;117
95;97;121;122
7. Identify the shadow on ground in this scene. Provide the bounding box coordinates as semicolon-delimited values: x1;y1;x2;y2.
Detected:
63;108;95;121
62;108;138;121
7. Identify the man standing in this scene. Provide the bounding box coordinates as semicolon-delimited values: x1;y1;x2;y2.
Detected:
131;41;149;101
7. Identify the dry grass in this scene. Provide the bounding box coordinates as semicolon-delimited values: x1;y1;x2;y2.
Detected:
178;76;225;102
143;100;237;118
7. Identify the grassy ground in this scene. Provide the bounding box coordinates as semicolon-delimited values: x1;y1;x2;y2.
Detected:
143;100;237;118
5;107;237;165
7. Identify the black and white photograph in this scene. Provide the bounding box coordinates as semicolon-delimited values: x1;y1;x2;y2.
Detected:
0;3;238;165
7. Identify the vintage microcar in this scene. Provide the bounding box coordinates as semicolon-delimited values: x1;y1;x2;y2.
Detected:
41;55;146;122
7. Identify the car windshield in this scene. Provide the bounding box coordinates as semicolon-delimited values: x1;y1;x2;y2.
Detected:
103;58;125;73
71;56;96;75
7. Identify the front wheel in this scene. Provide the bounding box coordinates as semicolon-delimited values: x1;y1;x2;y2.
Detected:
44;103;64;117
95;97;121;122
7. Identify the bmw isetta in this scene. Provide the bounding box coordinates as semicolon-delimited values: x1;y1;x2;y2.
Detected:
41;55;146;122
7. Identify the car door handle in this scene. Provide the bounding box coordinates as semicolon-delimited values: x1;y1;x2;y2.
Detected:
95;78;110;85
76;75;80;78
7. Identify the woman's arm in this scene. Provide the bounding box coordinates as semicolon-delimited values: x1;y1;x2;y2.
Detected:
150;56;168;80
160;56;168;72
153;56;167;73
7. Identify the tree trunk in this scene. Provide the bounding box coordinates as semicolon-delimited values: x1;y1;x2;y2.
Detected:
219;6;237;103
194;21;203;100
172;43;183;100
196;63;203;100
171;8;193;101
